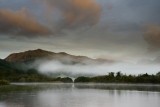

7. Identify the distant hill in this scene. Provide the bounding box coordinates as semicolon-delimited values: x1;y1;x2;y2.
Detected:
5;49;112;64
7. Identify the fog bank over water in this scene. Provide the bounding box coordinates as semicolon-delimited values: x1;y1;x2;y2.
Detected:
37;60;160;77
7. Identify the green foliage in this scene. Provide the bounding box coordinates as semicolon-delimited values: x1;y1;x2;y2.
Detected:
116;71;122;77
75;77;91;83
56;77;73;83
108;72;114;77
156;72;160;77
75;72;160;84
0;80;9;85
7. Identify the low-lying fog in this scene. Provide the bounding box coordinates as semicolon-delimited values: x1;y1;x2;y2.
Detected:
34;60;160;77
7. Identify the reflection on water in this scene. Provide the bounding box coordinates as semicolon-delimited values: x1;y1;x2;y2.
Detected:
0;83;160;107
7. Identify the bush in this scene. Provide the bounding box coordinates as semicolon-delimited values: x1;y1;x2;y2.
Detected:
56;77;73;83
75;77;90;83
0;80;10;86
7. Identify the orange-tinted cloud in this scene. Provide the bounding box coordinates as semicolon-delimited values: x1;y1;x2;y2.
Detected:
0;8;52;36
143;24;160;50
43;0;102;29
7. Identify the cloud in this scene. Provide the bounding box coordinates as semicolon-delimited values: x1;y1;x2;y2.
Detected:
0;8;52;37
42;0;102;31
143;24;160;50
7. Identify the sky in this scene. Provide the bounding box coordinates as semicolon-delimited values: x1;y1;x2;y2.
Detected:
0;0;160;70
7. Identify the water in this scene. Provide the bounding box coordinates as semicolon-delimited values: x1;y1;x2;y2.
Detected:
0;83;160;107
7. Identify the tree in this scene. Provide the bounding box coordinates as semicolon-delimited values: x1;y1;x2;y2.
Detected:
116;71;122;77
0;80;9;85
74;77;90;83
156;72;160;77
109;72;114;77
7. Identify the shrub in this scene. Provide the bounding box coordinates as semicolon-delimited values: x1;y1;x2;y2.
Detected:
0;80;9;86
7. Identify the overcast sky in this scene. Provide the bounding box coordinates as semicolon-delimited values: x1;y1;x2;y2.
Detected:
0;0;160;66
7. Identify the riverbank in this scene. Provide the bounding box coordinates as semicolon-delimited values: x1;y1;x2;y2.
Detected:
0;83;160;92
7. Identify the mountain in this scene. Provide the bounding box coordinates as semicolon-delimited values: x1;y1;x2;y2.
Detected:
5;49;112;64
5;49;56;63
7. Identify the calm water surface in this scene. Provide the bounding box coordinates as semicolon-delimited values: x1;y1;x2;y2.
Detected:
0;83;160;107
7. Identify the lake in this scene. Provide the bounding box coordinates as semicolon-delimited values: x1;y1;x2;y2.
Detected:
0;83;160;107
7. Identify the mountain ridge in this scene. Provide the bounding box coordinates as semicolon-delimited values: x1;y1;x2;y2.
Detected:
5;49;111;64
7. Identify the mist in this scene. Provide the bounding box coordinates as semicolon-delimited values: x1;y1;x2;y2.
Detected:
36;60;160;77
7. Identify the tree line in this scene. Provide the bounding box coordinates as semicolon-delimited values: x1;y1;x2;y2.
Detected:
75;72;160;84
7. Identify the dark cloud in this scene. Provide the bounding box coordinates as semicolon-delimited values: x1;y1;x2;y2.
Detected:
42;0;102;31
0;8;52;37
143;24;160;50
